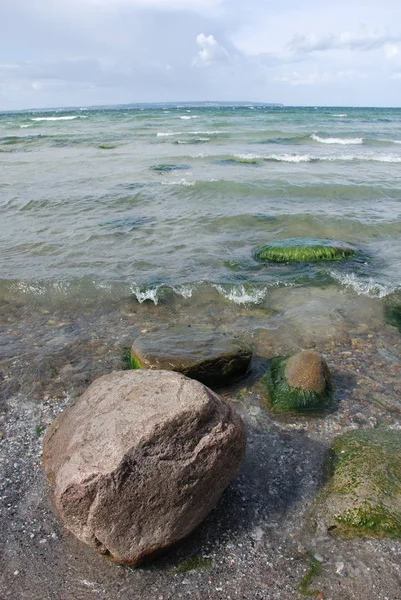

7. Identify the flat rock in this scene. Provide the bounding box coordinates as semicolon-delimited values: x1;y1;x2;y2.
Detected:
131;326;252;387
313;430;401;539
42;370;246;565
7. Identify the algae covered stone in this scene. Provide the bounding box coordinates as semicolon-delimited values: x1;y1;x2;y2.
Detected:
42;370;246;565
265;350;332;412
131;325;252;387
313;430;401;539
253;237;358;263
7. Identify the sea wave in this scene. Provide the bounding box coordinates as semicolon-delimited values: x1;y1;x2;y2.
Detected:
311;134;363;145
157;130;220;137
30;116;83;122
161;178;196;186
213;284;268;304
179;115;199;120
330;271;397;298
259;153;401;163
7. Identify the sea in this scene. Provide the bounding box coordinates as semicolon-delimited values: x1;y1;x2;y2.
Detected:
1;104;401;393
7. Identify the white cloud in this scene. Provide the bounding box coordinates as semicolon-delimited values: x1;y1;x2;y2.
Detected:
275;68;368;86
289;31;401;54
193;33;231;66
385;44;401;59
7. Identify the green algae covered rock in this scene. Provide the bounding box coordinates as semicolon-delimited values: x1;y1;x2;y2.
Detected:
130;325;252;387
313;430;401;539
265;351;332;412
253;237;358;263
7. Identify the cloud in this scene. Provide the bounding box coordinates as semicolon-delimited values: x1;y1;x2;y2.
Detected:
289;31;401;54
274;68;368;86
193;33;231;66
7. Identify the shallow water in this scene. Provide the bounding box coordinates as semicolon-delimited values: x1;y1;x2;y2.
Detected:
1;105;401;302
1;103;401;404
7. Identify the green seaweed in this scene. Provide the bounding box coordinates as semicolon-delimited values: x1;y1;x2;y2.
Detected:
129;351;142;370
35;425;44;437
265;356;331;412
253;238;357;263
319;430;401;539
299;554;322;597
170;555;212;574
98;144;117;149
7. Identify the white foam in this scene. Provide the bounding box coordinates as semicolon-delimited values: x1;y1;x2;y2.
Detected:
157;130;220;137
266;153;313;163
130;285;160;305
330;271;396;298
172;285;194;298
161;178;195;187
179;115;199;120
311;134;363;145
20;124;31;128
331;113;347;117
30;116;80;122
213;284;267;305
263;153;401;163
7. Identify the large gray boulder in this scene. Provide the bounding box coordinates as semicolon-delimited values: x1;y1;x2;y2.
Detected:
42;370;245;565
130;325;252;388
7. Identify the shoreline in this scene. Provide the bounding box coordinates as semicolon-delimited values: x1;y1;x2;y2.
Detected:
1;284;401;598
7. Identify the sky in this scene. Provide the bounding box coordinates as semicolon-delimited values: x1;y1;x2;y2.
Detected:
1;0;401;110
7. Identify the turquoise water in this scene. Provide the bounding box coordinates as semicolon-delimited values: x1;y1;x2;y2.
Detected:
1;104;401;306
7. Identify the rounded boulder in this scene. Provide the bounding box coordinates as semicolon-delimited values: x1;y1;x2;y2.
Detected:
42;370;246;565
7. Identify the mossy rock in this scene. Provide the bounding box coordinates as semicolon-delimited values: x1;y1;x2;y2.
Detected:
265;351;332;412
253;238;358;263
313;430;401;539
130;326;252;387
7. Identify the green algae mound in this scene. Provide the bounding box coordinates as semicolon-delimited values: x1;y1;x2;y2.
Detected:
314;430;401;539
253;237;358;263
265;351;332;413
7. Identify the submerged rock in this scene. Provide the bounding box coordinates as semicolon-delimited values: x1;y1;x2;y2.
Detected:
313;430;401;539
253;237;358;262
384;304;401;332
265;350;332;412
42;370;245;565
130;326;252;387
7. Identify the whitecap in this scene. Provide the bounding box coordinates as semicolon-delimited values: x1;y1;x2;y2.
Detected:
20;124;31;128
213;284;268;305
311;134;363;145
172;285;194;298
330;271;396;298
161;178;195;187
130;284;160;305
179;115;199;120
265;153;313;163
30;116;80;122
157;130;220;137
